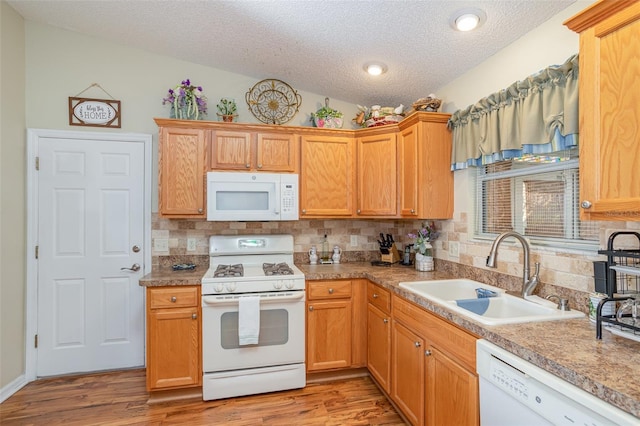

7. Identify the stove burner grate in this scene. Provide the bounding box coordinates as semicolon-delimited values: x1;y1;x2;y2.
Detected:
263;262;294;276
214;264;244;277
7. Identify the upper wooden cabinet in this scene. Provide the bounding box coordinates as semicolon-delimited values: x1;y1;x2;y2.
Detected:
356;132;398;216
300;134;355;217
398;113;453;219
565;0;640;221
210;130;298;172
158;126;207;218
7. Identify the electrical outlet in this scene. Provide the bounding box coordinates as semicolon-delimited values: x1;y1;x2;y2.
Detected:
449;241;460;257
187;238;197;252
350;235;358;247
154;238;169;252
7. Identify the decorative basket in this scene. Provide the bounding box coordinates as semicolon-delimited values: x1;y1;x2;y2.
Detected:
415;253;434;272
364;115;404;127
313;116;343;128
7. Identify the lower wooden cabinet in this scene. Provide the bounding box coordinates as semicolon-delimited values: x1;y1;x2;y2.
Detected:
427;347;479;426
392;294;479;426
146;286;201;391
392;320;426;426
306;280;353;371
367;282;391;393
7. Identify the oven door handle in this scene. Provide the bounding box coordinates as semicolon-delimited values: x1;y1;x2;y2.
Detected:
202;292;305;306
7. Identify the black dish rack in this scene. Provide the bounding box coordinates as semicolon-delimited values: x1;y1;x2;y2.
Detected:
595;231;640;339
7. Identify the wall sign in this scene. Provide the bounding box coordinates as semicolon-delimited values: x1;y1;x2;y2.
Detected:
69;97;121;128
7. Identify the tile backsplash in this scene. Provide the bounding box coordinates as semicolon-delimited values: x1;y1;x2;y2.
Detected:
152;212;640;301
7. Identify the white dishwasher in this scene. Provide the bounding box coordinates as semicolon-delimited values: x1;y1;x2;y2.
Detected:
476;340;638;426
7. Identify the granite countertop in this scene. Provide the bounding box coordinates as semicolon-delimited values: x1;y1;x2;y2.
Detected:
139;262;640;418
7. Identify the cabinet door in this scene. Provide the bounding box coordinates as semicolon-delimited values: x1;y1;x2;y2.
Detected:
426;348;479;426
399;124;420;217
392;321;425;426
257;133;297;172
571;2;640;220
147;306;200;390
210;130;252;170
300;135;354;217
368;303;391;393
159;127;206;217
356;133;397;216
306;299;352;371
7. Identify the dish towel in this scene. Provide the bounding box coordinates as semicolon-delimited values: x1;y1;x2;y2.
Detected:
238;296;260;345
456;298;490;315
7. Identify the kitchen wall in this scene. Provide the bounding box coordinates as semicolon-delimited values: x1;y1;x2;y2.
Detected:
1;1;27;392
435;0;640;296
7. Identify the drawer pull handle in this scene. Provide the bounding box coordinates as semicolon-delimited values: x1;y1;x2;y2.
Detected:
171;296;177;303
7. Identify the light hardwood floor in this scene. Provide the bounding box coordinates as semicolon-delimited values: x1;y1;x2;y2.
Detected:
0;369;405;425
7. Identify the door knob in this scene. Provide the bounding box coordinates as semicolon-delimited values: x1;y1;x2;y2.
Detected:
132;245;140;253
120;263;141;272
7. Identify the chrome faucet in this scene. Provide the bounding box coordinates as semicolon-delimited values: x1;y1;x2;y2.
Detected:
486;231;540;298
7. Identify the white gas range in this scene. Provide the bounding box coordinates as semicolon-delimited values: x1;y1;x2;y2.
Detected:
201;235;306;401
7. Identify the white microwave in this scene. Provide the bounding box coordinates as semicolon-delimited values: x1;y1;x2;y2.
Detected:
206;172;299;221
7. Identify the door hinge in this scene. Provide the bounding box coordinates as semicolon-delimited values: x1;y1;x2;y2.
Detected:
35;334;38;348
35;157;39;170
35;246;39;259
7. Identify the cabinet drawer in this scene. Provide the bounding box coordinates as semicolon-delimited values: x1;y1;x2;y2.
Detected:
307;280;352;300
148;286;199;309
367;282;391;313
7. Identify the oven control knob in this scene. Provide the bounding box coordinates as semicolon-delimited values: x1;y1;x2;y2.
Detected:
225;283;237;292
214;283;224;293
285;281;294;289
273;281;283;289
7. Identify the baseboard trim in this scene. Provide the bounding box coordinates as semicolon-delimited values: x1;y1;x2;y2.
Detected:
0;374;28;403
306;367;369;384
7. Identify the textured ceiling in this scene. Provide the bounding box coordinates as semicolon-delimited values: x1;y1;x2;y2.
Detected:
8;0;576;107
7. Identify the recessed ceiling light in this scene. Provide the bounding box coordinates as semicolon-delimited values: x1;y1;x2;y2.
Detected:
450;9;486;32
455;14;479;31
364;63;387;76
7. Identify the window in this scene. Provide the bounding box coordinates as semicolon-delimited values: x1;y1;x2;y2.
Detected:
475;149;599;249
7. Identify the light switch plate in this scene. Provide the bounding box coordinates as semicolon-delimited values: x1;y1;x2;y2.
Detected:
350;235;358;247
187;238;197;252
154;238;169;252
449;241;460;257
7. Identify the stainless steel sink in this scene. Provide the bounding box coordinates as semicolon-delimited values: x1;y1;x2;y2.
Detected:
399;279;584;325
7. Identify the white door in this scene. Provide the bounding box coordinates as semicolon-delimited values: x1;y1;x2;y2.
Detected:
35;133;147;376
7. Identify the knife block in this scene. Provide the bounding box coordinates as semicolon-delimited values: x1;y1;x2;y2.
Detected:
381;244;401;263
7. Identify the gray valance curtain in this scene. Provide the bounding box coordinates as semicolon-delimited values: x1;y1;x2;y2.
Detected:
448;54;579;170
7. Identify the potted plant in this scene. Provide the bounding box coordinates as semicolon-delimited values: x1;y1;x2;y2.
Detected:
310;97;343;128
162;78;207;120
216;98;237;122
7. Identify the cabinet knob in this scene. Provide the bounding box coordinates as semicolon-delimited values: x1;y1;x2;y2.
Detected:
410;209;415;214
383;318;389;324
356;209;361;214
198;208;203;213
309;306;314;311
192;313;197;320
257;164;263;169
415;341;421;348
373;293;379;298
328;288;334;294
581;200;592;209
245;163;251;168
171;296;177;303
424;349;432;356
301;209;306;214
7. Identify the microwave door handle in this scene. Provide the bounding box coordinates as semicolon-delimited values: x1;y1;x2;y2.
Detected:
202;292;304;306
